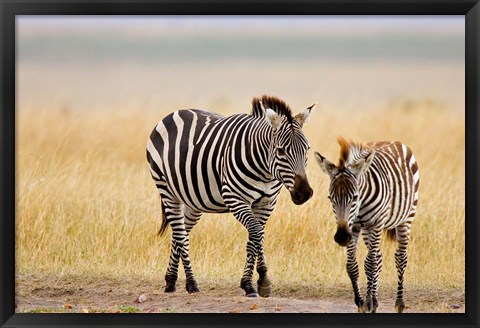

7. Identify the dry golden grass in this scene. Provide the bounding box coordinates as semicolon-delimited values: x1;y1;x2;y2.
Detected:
16;100;464;299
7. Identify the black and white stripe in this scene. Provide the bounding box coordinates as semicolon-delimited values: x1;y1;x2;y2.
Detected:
147;95;315;296
315;138;419;313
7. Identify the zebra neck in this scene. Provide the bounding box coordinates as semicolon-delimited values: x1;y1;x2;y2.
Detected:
247;122;275;182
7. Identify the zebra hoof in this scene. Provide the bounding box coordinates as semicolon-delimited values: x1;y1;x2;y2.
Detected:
186;280;200;294
240;278;258;297
258;285;271;298
362;298;375;313
164;284;176;293
395;300;405;313
355;298;364;313
164;274;177;293
257;277;271;298
371;298;378;313
358;304;366;313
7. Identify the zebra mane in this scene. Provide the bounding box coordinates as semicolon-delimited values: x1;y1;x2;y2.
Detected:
251;95;294;123
337;136;370;168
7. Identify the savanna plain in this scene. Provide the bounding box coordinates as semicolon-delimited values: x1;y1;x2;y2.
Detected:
16;95;465;313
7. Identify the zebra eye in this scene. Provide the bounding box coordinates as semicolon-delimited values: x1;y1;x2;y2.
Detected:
277;148;286;156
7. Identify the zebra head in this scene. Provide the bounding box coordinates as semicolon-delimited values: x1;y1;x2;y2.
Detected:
314;148;375;246
260;99;315;205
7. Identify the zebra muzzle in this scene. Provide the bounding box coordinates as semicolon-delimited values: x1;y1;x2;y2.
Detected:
290;175;313;205
334;226;352;247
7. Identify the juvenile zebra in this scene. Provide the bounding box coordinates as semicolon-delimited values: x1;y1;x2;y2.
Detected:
146;95;316;297
314;137;419;313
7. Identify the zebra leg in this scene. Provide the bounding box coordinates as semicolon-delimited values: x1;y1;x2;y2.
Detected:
161;197;184;293
255;223;271;298
394;222;412;313
372;248;383;313
345;232;363;312
362;228;383;313
182;207;202;294
241;218;263;297
252;202;276;298
230;203;262;297
152;174;183;293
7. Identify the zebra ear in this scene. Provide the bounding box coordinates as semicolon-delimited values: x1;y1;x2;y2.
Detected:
349;151;376;176
314;151;337;178
295;102;317;127
265;107;282;130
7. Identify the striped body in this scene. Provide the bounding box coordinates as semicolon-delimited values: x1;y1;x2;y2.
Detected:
147;96;315;296
354;141;419;231
147;110;282;213
315;138;419;313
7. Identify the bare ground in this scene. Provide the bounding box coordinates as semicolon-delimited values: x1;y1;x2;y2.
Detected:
15;274;464;313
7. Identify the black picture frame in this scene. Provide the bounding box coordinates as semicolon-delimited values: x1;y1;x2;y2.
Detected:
1;1;478;327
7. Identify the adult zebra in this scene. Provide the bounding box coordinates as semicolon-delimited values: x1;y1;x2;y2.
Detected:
314;137;419;313
146;95;316;297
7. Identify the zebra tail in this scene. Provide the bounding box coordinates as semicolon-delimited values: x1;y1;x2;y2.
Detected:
158;202;169;236
385;228;397;242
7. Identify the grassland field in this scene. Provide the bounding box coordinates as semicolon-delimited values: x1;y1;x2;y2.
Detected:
16;99;465;313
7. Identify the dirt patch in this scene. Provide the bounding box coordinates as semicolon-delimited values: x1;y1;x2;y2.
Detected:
15;274;465;313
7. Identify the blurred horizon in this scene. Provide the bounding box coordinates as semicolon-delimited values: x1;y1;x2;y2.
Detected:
18;16;464;64
18;15;464;35
17;15;465;113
